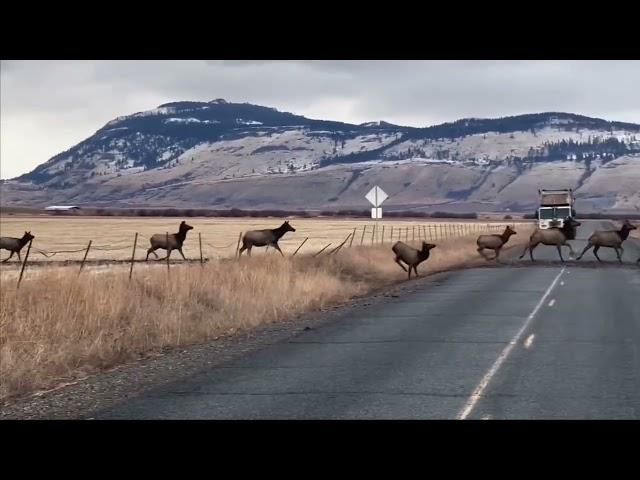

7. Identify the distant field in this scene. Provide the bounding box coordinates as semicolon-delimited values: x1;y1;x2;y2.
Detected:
0;216;529;264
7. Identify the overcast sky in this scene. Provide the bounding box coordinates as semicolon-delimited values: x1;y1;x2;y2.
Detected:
1;60;639;179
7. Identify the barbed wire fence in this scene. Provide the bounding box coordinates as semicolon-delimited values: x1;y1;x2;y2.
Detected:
4;221;523;287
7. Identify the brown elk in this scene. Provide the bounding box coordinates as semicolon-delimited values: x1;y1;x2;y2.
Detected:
392;241;436;279
519;217;581;262
576;220;637;263
146;221;193;261
476;225;517;261
239;221;296;257
0;231;35;262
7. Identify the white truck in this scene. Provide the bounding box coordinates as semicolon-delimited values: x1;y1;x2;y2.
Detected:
536;188;576;229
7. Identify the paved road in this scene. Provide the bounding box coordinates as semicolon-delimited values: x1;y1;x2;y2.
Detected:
96;221;640;419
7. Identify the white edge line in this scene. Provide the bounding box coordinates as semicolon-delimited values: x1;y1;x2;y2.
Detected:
456;266;565;420
524;334;535;349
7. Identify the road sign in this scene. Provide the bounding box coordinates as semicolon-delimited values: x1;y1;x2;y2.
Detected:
365;186;388;208
371;208;382;219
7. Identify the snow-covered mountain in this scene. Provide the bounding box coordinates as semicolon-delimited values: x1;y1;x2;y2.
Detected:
3;100;639;213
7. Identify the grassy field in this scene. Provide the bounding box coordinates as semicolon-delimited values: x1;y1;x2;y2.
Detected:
0;219;536;401
0;216;528;265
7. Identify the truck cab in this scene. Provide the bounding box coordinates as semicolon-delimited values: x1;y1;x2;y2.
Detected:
537;189;575;229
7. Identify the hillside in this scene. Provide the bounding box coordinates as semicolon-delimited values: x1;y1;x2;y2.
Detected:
2;100;639;213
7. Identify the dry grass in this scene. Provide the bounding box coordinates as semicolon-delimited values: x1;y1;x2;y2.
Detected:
0;215;529;263
0;225;534;401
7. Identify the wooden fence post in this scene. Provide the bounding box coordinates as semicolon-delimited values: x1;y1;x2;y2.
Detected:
129;232;138;281
349;227;356;247
313;243;332;257
79;240;92;275
166;233;170;272
16;238;33;289
199;232;203;266
381;225;385;245
235;231;243;258
360;225;367;245
291;237;309;257
329;234;352;255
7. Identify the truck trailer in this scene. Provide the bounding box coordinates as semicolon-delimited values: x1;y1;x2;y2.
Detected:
536;188;576;229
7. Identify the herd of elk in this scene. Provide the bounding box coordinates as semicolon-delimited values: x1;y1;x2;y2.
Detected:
3;218;639;273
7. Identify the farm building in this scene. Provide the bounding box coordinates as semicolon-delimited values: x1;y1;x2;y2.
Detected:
44;205;81;214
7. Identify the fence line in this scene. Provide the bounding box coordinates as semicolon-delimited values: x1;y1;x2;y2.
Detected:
4;221;526;285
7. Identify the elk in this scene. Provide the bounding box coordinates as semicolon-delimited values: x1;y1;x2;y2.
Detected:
238;221;296;257
392;241;436;279
0;231;35;263
476;225;517;261
146;221;193;261
519;217;581;262
576;220;637;263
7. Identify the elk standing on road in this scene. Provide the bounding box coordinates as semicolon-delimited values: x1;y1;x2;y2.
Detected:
0;231;35;263
519;217;581;262
476;225;517;261
146;221;194;261
576;220;637;263
392;241;436;279
239;221;296;257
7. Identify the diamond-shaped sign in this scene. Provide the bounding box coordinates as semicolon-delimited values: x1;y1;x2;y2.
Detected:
365;186;388;207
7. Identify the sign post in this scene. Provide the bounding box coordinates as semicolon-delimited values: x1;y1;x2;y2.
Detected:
365;186;388;243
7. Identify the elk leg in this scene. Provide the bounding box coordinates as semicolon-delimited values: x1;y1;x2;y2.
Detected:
519;245;529;260
576;243;592;261
394;256;408;272
238;245;247;257
593;246;602;262
1;251;13;263
146;247;159;261
272;243;284;257
615;247;622;263
477;247;488;260
495;247;502;262
413;265;419;277
247;246;252;257
160;249;172;261
556;245;564;262
178;248;187;261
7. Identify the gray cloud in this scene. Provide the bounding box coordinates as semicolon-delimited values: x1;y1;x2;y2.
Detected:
1;60;639;178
